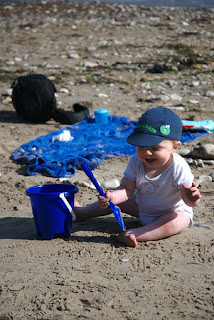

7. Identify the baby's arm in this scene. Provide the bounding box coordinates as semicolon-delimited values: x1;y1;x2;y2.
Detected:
181;182;201;207
98;176;136;208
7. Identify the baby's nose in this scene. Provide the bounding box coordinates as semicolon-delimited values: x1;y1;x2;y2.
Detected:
144;148;152;156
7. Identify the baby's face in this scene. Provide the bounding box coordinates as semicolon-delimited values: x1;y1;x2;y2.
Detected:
136;139;179;170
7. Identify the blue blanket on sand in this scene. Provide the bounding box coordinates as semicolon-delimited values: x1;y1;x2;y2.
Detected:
11;117;213;177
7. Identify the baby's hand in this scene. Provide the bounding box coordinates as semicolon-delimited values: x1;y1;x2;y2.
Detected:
182;182;201;206
98;191;112;209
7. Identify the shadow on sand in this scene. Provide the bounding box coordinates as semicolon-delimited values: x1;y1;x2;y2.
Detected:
0;215;139;244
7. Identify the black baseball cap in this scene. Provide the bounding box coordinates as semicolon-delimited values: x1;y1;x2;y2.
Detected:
127;107;182;147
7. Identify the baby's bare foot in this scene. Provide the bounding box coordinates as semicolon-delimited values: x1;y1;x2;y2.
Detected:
74;199;80;208
117;232;138;248
73;200;86;222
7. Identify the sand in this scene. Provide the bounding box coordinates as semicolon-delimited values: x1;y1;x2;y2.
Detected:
0;1;214;319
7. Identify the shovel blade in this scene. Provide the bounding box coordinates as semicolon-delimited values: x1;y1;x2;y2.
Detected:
109;201;126;231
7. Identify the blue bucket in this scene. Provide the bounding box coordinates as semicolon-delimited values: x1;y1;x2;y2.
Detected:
26;184;78;240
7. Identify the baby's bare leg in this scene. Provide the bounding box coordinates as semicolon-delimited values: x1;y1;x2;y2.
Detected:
118;195;139;218
118;211;190;247
74;199;111;221
74;194;139;221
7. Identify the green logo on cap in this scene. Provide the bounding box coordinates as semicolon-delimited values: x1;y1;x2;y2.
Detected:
160;125;170;135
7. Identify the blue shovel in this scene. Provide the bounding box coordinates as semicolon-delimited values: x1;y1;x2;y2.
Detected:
81;160;126;231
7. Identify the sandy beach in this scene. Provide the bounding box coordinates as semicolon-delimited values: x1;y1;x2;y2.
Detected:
0;1;214;319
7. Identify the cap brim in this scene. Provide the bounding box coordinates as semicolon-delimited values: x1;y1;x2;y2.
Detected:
127;132;165;147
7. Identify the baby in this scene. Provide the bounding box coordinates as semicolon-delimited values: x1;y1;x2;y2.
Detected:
75;107;201;247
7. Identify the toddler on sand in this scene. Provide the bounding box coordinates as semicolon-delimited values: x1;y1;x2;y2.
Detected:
74;107;201;247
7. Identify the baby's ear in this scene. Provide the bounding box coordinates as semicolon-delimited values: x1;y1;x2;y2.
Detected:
173;140;181;152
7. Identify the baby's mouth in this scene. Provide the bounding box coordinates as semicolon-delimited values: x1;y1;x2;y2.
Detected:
145;158;155;163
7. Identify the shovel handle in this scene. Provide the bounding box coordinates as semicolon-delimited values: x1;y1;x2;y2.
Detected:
81;161;106;198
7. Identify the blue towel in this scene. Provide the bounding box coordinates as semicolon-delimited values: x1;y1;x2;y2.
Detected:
12;117;212;177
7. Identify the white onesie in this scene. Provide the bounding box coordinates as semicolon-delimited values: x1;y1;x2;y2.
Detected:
124;152;194;226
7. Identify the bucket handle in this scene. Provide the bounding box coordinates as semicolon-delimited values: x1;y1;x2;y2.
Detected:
59;193;76;221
